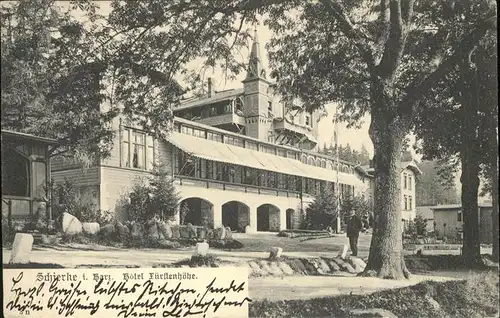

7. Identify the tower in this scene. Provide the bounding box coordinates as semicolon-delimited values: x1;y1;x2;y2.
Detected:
242;27;273;141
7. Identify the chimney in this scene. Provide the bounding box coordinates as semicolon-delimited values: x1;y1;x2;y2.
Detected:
207;77;215;98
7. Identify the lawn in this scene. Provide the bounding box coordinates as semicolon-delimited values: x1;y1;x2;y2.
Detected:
232;233;372;254
249;270;499;317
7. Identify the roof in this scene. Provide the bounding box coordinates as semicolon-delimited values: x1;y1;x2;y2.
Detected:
1;130;57;144
416;206;434;219
357;161;422;176
165;132;363;185
176;88;244;110
431;203;493;211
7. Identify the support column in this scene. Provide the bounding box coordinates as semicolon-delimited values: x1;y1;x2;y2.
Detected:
248;205;257;233
279;207;287;231
213;204;222;228
173;206;180;225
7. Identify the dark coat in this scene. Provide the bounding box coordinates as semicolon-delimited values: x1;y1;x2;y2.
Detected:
346;215;362;237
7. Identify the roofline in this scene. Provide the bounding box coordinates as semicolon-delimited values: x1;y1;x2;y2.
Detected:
1;130;58;144
431;203;493;210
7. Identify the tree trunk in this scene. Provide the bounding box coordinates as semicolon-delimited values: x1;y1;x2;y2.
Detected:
459;57;482;266
490;132;499;261
362;85;410;279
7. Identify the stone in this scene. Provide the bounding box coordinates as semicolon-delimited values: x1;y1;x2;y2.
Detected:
171;225;180;239
147;222;161;240
116;222;130;239
327;259;341;272
425;295;441;311
258;260;273;274
130;223;143;240
206;229;214;240
338;244;348;259
99;224;116;238
225;227;233;240
244;225;252;234
158;222;173;239
187;224;197;239
317;258;332;273
40;234;59;245
269;247;283;259
197;227;207;240
347;256;367;272
300;259;317;274
61;212;83;235
277;261;295;275
82;222;100;235
333;257;356;274
287;259;307;274
268;262;284;276
9;233;34;264
193;242;210;257
213;227;226;240
179;225;190;239
248;261;267;277
350;308;397;318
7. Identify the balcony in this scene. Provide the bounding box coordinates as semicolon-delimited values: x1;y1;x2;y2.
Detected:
273;118;313;136
196;112;246;127
273;118;317;148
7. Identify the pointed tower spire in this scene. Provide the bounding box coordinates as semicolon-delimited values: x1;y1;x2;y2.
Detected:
245;24;265;80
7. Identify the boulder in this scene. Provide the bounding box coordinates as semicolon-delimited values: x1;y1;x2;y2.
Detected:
40;234;59;245
146;222;161;240
277;261;295;275
300;259;317;274
317;258;331;273
130;223;144;240
248;261;267;277
269;247;283;259
171;225;180;239
116;222;130;239
267;262;284;276
327;259;341;272
258;260;273;274
244;225;252;234
9;233;34;264
225;227;233;240
213;227;226;240
347;256;367;273
158;240;181;249
158;222;173;239
350;309;397;318
287;259;307;274
333;257;356;274
179;225;190;239
197;227;207;240
193;242;210;257
82;222;100;235
187;224;197;239
99;224;116;238
61;212;82;235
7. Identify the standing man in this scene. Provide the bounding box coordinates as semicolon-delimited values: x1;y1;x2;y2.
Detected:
346;209;363;256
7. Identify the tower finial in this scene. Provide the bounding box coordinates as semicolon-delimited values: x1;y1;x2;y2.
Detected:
245;23;265;80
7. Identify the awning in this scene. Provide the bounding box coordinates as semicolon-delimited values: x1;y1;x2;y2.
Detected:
165;132;358;184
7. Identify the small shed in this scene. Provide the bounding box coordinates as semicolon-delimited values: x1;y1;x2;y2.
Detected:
1;130;57;220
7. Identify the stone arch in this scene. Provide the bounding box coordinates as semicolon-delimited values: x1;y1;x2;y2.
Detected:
307;156;315;166
321;159;327;168
286;208;295;229
179;197;214;228
257;203;281;232
315;158;322;167
301;154;308;163
222;200;250;232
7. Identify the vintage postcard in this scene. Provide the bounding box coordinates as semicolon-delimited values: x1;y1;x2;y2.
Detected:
2;1;498;317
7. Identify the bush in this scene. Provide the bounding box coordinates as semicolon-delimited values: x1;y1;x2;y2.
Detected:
125;165;181;223
414;213;428;236
305;191;338;230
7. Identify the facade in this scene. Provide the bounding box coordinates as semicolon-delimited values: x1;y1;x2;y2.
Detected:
360;160;422;228
1;130;56;220
51;30;367;233
431;203;493;243
415;206;435;233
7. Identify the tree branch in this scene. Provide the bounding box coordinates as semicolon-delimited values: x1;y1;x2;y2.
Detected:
400;15;496;122
319;0;375;70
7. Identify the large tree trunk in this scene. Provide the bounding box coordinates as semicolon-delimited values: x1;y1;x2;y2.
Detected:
490;132;499;261
362;80;410;279
459;57;482;266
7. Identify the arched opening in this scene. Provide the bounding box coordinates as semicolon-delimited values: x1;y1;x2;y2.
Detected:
179;197;214;229
257;204;280;232
307;157;315;166
326;160;334;170
222;201;250;232
286;209;295;229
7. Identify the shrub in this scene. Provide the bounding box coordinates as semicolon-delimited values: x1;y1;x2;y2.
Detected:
125;164;181;223
414;213;428;236
305;190;339;230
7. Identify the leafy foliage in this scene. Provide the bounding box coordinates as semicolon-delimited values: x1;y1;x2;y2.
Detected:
125;165;181;223
319;143;371;165
340;194;372;229
415;160;460;206
304;190;338;230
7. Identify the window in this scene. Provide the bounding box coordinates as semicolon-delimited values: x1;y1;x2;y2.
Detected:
305;115;310;126
2;148;30;197
122;129;155;170
404;195;408;210
234;98;244;113
268;101;273;112
408;175;412;190
403;173;407;189
277;149;286;157
246;141;258;150
225;136;244;148
408;196;412;210
33;161;47;198
458;210;462;222
207;132;223;142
